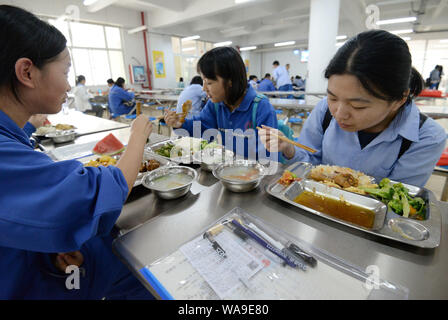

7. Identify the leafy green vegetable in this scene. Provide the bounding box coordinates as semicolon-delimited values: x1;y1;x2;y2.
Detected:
360;178;426;220
202;141;219;150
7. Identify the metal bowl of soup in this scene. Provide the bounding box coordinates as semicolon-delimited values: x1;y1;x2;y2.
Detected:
45;130;77;144
213;160;267;193
142;165;197;199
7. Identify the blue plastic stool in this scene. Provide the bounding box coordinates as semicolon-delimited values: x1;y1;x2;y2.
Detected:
125;114;136;120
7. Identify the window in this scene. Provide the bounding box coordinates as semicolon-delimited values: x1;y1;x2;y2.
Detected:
172;36;214;84
48;19;126;87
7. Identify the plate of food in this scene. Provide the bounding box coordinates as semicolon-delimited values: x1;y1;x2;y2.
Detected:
34;123;77;139
266;162;441;248
146;136;221;164
81;154;170;187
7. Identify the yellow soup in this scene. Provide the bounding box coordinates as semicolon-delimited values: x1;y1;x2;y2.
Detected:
294;191;375;229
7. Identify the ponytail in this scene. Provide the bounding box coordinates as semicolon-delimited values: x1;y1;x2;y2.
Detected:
408;67;424;103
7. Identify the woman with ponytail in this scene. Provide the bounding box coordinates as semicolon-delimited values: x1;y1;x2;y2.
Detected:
260;30;445;187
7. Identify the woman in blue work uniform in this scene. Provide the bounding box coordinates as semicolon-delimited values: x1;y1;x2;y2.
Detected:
0;5;153;299
260;30;445;187
108;77;136;118
164;46;279;160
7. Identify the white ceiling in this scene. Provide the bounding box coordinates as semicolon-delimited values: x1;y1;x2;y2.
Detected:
86;0;448;49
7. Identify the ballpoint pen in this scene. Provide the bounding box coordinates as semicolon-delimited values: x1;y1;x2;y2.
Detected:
231;219;298;268
244;222;307;271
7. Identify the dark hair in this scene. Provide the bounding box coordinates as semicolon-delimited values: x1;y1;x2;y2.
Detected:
0;5;67;101
197;46;247;106
115;77;125;88
273;61;279;66
179;77;184;82
264;73;271;78
295;75;302;79
107;78;115;85
76;75;86;86
190;76;203;86
249;75;258;81
325;30;423;105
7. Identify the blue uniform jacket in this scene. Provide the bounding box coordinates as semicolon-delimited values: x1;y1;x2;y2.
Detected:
0;110;130;299
179;85;280;161
108;85;135;116
258;79;276;92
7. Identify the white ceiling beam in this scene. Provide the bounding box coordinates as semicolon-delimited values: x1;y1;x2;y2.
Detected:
85;0;120;13
133;0;185;12
148;0;272;29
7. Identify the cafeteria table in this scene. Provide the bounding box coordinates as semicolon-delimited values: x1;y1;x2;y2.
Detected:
113;161;448;300
47;108;129;136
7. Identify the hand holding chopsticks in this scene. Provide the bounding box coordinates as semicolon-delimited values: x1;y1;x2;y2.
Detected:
257;126;316;154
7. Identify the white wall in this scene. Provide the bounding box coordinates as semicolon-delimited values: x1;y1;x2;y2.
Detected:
242;48;308;83
7;0;149;90
261;49;308;80
147;33;177;89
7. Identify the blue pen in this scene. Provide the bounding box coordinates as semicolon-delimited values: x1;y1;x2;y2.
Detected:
230;219;298;268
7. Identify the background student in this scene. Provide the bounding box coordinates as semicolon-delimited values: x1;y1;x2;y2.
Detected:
164;46;279;160
248;75;259;90
272;60;292;91
176;75;207;117
108;77;136;118
73;75;103;118
260;30;445;187
0;5;154;299
258;73;276;92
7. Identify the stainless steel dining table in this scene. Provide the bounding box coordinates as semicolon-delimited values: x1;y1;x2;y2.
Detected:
113;164;448;300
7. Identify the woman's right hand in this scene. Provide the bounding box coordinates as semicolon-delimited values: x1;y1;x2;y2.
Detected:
130;114;153;142
164;110;183;128
258;125;296;159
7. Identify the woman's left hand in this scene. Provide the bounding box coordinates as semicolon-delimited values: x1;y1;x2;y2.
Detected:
54;251;84;272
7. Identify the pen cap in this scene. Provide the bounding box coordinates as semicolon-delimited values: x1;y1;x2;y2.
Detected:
208;224;224;236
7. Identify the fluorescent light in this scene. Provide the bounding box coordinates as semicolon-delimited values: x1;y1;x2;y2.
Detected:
240;46;257;51
182;47;196;52
182;35;200;42
377;17;417;25
390;29;413;35
128;25;147;34
235;0;254;3
83;0;98;5
336;41;346;47
440;39;448;43
274;41;296;47
214;41;232;47
336;35;347;40
401;36;411;41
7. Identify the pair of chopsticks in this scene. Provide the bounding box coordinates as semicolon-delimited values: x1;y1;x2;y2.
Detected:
256;126;316;154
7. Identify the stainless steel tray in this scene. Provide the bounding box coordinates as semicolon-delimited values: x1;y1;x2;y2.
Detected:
79;153;171;187
145;139;193;164
265;162;442;248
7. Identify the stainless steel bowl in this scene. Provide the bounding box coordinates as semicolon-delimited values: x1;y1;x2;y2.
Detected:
213;160;266;193
142;165;197;199
192;148;234;172
45;130;77;143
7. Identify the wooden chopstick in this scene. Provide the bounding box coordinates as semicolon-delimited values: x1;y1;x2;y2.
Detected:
256;126;317;154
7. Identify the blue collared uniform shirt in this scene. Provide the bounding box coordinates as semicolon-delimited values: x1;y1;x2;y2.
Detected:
108;85;135;116
180;85;280;160
176;84;207;116
258;79;276;92
287;98;446;187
